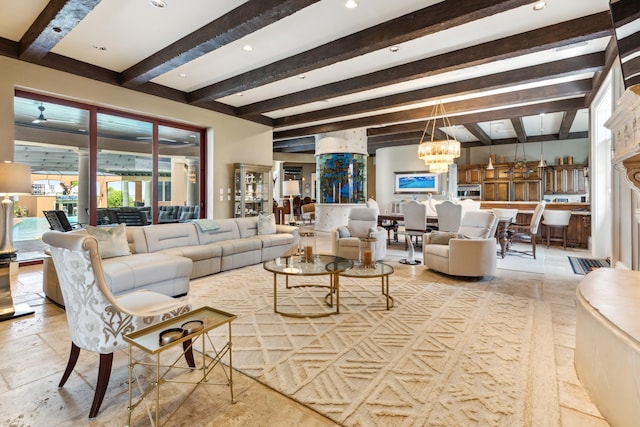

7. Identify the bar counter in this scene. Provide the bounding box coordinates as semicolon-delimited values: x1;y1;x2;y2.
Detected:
481;201;591;249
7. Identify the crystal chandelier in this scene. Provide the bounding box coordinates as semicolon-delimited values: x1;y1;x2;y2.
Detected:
417;101;461;174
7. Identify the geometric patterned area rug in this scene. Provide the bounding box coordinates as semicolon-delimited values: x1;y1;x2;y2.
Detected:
188;263;558;426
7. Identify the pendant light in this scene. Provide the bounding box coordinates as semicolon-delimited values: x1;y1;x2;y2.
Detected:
538;114;547;168
486;120;495;170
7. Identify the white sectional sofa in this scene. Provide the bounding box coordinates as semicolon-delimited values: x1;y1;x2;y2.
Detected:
44;217;299;306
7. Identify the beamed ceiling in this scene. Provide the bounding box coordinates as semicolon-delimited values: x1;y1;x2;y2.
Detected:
2;0;640;156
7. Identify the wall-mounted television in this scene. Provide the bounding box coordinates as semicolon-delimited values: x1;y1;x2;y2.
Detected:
394;171;439;194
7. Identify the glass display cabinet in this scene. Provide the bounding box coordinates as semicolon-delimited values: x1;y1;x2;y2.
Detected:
234;163;272;218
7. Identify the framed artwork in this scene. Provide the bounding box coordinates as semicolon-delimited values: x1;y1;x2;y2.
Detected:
394;171;439;194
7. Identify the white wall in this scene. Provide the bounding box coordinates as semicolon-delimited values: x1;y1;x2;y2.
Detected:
375;145;451;213
0;56;273;219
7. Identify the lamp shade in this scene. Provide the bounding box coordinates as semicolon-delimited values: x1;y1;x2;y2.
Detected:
0;162;32;195
283;180;300;196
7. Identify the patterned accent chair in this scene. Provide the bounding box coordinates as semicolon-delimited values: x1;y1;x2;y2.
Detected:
42;231;192;419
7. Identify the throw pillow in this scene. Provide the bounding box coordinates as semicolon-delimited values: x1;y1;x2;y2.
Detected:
257;213;276;235
429;231;457;245
85;223;131;259
337;226;350;238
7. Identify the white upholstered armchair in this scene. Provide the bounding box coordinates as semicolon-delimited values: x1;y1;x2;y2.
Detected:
42;231;192;418
422;211;499;277
332;207;387;261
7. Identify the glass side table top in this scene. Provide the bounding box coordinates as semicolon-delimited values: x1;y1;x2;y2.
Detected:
327;261;394;277
264;254;353;275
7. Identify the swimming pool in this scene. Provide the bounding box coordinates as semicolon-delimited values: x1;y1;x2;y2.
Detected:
13;216;78;241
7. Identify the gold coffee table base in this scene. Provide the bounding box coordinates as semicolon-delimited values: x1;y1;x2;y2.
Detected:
264;255;353;318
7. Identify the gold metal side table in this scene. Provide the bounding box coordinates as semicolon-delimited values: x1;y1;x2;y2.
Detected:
124;306;236;426
328;262;395;310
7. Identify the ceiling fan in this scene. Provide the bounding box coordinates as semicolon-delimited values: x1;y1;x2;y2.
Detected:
31;103;76;124
135;136;178;143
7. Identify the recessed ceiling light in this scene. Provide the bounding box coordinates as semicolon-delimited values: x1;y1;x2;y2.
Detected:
243;44;253;52
532;1;547;11
150;0;167;8
179;73;188;78
236;93;244;97
92;45;107;51
298;75;306;80
345;0;358;9
389;46;399;53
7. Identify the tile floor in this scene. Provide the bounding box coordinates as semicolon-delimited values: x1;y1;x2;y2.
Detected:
0;229;610;426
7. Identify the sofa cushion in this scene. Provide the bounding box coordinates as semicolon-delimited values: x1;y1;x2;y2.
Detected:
102;253;192;295
253;232;294;248
143;223;199;252
257;213;276;235
348;220;371;238
196;219;240;244
424;243;450;258
85;224;131;258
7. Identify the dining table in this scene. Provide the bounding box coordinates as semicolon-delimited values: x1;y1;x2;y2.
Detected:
377;213;438;244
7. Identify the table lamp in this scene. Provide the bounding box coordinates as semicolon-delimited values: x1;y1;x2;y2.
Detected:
0;161;34;321
282;180;300;225
0;162;32;258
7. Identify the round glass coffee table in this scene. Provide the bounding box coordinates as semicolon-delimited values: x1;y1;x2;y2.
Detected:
264;255;353;318
327;262;395;310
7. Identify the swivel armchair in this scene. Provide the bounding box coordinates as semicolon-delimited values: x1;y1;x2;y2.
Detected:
333;207;387;261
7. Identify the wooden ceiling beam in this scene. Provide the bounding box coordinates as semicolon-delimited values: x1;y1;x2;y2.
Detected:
608;0;640;89
274;80;591;139
266;52;603;126
247;12;610;116
365;98;585;138
464;123;492;146
273;136;316;149
188;0;534;104
559;110;578;140
121;0;319;86
19;0;100;62
510;118;527;143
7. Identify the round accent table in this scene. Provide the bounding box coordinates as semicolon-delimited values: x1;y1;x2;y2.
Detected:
327;262;395;310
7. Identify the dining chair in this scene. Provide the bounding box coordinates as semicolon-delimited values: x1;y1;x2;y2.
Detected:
507;201;546;259
435;200;463;233
492;208;519;258
402;201;428;249
42;231;193;418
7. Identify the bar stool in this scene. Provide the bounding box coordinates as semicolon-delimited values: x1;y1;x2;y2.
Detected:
542;210;572;249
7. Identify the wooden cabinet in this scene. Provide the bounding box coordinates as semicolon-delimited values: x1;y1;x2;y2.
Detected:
483;181;510;201
458;165;484;184
512;181;541;201
544;164;587;194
